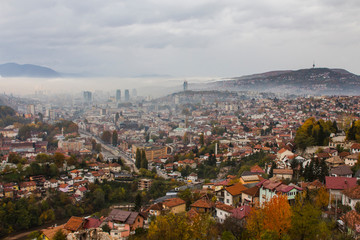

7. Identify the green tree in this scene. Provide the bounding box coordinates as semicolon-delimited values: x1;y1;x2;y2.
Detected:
101;130;112;144
135;148;141;169
140;150;148;169
134;193;142;211
53;229;66;240
290;201;321;240
200;133;204;146
112;130;118;146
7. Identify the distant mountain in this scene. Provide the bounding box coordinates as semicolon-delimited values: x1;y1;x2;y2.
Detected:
194;68;360;95
0;63;61;78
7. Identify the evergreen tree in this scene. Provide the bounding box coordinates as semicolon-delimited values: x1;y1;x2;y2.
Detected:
135;148;141;169
319;159;329;183
134;193;142;211
269;161;276;178
141;150;148;169
112;130;118;146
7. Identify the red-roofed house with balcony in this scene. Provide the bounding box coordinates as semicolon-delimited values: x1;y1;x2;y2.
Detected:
326;176;357;201
258;179;302;207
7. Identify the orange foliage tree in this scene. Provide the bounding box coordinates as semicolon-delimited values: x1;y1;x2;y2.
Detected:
247;194;292;239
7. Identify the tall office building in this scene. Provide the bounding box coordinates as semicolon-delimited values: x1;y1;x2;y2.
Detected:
183;80;188;91
116;89;121;102
125;89;130;102
27;104;35;116
83;91;92;103
132;88;137;98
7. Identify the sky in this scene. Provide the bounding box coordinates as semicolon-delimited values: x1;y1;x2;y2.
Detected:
1;0;360;78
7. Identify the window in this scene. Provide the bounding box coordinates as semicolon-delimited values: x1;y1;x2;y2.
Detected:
226;199;229;203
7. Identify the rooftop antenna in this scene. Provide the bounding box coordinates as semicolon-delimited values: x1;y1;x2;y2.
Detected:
312;61;315;68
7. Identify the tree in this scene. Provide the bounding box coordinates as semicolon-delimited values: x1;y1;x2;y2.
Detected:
115;112;120;123
355;202;360;213
315;187;329;210
112;130;118;146
101;130;112;144
54;152;65;168
135;148;141;169
269;161;276;178
222;216;248;240
200;133;204;146
53;229;66;240
247;194;292;239
140;150;148;169
290;201;321;240
102;224;111;233
95;143;102;153
134;193;142;211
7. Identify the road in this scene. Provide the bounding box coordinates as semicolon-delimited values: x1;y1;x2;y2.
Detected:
79;130;138;173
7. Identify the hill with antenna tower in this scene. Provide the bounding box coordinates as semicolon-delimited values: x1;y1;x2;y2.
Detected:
194;67;360;95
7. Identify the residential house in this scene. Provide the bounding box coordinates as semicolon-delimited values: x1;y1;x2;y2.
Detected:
258;179;302;207
241;186;260;207
351;143;360;154
138;179;152;191
239;175;262;185
325;176;357;201
190;198;214;213
330;165;353;178
75;186;87;198
272;169;293;180
43;180;51;189
107;209;144;231
215;202;234;223
109;163;122;172
64;216;85;232
50;179;58;189
19;181;37;192
340;210;360;238
147;202;163;217
162;198;186;214
325;156;344;168
40;224;68;240
224;183;247;207
345;153;359;167
231;205;252;223
342;185;360;210
187;173;198;182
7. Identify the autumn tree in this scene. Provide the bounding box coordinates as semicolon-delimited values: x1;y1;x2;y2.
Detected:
315;187;329;210
147;213;217;240
247;194;292;239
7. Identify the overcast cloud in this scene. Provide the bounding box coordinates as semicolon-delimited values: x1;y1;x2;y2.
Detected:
0;0;359;77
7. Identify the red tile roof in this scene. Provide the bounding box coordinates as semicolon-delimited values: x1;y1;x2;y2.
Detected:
231;205;251;220
325;176;357;190
342;185;360;199
64;216;84;231
191;198;214;209
163;198;186;208
215;202;234;213
225;183;248;196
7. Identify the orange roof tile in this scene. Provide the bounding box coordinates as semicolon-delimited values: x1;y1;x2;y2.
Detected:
64;216;84;232
163;198;186;208
225;182;248;196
